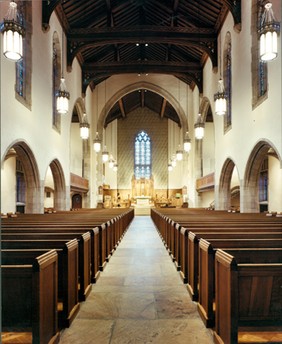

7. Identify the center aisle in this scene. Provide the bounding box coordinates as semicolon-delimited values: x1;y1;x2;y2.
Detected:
59;216;214;344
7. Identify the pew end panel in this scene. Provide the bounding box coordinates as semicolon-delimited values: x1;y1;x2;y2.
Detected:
198;238;215;328
214;249;238;344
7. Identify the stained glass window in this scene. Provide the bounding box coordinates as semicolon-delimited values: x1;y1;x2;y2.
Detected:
52;32;61;130
224;33;232;130
134;131;151;179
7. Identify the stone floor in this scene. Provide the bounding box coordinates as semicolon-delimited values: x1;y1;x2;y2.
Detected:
59;216;214;344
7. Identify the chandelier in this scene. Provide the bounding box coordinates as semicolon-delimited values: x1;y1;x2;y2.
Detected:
2;1;24;61
259;2;280;61
56;32;69;114
183;132;191;152
194;114;205;140
214;79;227;116
93;132;101;152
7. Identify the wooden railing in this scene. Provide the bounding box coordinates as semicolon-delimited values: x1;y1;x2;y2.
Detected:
196;172;214;192
70;173;89;192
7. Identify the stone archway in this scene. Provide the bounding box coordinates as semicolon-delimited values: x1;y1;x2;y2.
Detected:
217;158;237;210
242;140;281;213
49;159;67;211
97;81;189;136
2;141;41;213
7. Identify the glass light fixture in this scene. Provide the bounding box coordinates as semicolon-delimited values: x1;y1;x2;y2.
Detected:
194;114;205;140
80;122;90;140
176;145;183;161
2;1;24;61
259;2;280;62
183;132;191;152
93;132;101;152
113;163;118;172
214;79;227;116
171;155;177;167
168;163;173;172
102;146;109;162
56;32;69;114
108;157;114;169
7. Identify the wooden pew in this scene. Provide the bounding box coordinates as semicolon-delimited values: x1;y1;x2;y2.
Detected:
1;234;91;302
1;250;60;344
1;239;80;329
198;241;282;328
187;234;282;301
214;249;282;344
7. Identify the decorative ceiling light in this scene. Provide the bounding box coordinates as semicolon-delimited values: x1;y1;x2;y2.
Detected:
259;2;280;61
108;156;115;169
113;163;118;172
80;122;90;140
171;155;177;167
176;145;183;161
80;106;90;140
194;114;205;140
93;131;101;152
2;1;25;61
183;131;191;152
214;79;227;116
168;163;173;172
102;146;109;162
56;32;69;114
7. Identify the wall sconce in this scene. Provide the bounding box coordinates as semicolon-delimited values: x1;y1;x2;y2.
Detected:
194;114;205;140
2;1;24;61
183;132;191;152
259;1;280;61
93;132;101;152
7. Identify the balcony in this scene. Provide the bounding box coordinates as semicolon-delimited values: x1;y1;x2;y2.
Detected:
196;172;215;192
70;173;89;193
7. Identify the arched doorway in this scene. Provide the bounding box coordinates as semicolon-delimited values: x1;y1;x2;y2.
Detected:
72;193;82;209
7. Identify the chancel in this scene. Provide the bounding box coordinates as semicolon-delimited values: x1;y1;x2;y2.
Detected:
1;1;281;344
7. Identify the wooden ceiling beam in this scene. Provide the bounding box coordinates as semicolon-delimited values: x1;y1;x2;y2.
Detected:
160;98;167;118
118;99;126;117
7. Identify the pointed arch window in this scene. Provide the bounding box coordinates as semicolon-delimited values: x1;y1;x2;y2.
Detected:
52;32;61;131
252;0;268;108
15;0;32;109
223;33;232;131
134;131;151;179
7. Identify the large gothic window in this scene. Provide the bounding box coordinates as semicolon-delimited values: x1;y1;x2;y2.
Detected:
15;1;32;108
251;0;268;108
223;32;232;131
134;131;151;179
52;32;61;131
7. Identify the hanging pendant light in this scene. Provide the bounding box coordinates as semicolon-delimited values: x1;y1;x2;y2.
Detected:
108;156;115;169
214;79;227;116
102;146;109;162
113;163;118;172
183;132;191;152
168;163;173;172
2;1;25;61
93;131;101;152
176;145;183;161
80;122;90;140
194;114;205;140
171;155;177;167
259;2;280;62
56;32;69;114
80;103;90;140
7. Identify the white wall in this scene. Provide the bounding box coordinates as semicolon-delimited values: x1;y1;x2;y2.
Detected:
1;157;16;213
268;156;282;212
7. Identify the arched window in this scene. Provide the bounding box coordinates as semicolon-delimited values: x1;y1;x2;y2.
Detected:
134;131;151;179
52;32;61;131
251;0;268;108
223;32;232;131
15;0;32;109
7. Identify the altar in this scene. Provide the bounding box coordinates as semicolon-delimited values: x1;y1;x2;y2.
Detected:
135;196;151;206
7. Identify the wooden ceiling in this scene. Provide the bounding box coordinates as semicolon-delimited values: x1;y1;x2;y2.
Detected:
43;0;241;126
